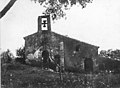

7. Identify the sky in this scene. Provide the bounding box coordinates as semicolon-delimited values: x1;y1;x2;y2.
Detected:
0;0;120;55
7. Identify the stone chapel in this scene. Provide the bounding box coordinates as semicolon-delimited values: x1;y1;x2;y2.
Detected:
24;15;99;72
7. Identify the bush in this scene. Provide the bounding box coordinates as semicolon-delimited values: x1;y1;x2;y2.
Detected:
1;49;13;64
16;46;26;64
94;73;120;88
25;59;43;67
15;57;26;64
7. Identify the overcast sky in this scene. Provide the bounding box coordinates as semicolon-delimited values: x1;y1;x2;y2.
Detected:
0;0;120;55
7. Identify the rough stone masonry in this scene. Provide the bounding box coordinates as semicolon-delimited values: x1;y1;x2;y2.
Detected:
24;15;99;73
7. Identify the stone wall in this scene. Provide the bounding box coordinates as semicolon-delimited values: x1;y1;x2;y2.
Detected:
24;31;99;72
52;32;98;71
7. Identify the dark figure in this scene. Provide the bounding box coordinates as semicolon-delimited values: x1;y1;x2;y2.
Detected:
42;50;50;69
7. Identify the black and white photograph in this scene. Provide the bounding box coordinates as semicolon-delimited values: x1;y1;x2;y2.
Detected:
0;0;120;88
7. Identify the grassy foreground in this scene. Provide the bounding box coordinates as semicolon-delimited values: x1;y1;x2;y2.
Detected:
1;62;120;88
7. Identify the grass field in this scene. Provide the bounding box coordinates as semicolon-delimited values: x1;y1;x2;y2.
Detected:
1;62;120;88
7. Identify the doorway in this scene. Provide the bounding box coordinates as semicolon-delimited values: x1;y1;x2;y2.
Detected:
42;50;49;68
84;58;93;73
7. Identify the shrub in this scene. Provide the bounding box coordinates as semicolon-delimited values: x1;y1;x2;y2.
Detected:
1;49;13;64
25;59;43;67
15;57;26;64
16;46;26;64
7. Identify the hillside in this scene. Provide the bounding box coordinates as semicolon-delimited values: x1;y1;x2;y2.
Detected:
1;62;120;88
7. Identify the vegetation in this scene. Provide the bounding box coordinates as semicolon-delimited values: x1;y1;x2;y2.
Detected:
0;49;14;64
99;49;120;60
16;46;25;58
32;0;93;20
16;46;26;64
1;48;120;88
0;0;93;19
1;62;120;88
97;49;120;73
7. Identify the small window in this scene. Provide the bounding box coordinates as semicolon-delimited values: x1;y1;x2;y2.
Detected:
75;45;80;52
41;18;48;30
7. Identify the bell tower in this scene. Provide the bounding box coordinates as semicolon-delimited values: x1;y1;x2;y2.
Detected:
38;15;51;32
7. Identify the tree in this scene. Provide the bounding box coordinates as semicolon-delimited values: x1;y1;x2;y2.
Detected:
16;46;26;63
0;0;93;19
0;49;14;64
0;0;17;19
99;49;120;60
16;46;25;58
98;49;120;73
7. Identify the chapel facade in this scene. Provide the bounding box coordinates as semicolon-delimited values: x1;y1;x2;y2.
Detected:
24;15;99;72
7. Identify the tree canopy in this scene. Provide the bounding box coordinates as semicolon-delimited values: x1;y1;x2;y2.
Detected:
97;49;120;73
99;49;120;61
32;0;93;20
0;0;93;19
